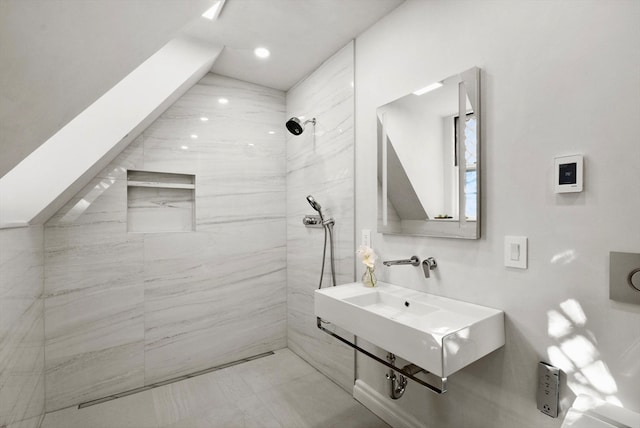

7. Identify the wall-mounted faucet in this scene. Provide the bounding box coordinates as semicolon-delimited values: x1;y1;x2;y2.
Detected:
382;256;420;267
382;255;437;279
422;257;437;278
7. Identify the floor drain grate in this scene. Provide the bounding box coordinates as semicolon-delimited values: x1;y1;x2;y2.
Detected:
77;350;275;409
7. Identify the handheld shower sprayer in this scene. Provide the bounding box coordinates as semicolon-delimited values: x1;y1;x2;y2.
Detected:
305;195;336;289
306;195;324;221
286;117;316;136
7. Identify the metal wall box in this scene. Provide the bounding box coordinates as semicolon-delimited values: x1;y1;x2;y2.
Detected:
610;251;640;305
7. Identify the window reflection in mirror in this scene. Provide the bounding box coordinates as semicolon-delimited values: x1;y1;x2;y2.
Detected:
455;113;477;221
376;67;480;239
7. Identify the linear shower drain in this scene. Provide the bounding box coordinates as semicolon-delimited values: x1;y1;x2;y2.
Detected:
77;351;275;409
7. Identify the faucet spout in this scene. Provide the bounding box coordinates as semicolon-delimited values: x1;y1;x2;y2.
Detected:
382;256;420;267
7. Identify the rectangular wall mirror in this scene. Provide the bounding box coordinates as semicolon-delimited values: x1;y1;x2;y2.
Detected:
377;67;481;239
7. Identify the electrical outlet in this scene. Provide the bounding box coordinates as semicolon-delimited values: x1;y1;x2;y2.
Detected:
537;362;560;418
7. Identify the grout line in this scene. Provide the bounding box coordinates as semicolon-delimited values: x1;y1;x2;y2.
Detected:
40;224;47;428
351;38;359;385
77;351;275;409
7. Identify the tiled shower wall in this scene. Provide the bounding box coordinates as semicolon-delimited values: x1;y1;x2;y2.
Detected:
0;226;45;428
43;74;287;411
285;42;356;391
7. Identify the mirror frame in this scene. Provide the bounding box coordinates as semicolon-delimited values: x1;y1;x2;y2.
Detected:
377;67;481;239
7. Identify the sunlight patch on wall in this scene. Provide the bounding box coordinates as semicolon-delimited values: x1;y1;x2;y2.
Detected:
551;249;577;265
547;310;573;338
546;298;622;406
559;299;587;326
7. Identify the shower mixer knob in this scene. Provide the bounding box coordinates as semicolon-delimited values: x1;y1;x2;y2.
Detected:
302;215;323;228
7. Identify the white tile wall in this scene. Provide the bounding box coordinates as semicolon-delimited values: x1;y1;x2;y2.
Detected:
354;1;640;427
286;42;356;391
43;74;287;410
44;142;147;411
0;226;45;427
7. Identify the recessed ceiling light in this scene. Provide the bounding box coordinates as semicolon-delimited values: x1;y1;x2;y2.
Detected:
190;134;198;139
218;98;229;104
268;131;276;135
202;1;225;20
254;47;270;59
413;82;443;96
200;117;209;122
181;145;189;150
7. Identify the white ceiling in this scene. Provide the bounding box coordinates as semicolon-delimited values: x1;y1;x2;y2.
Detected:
0;0;403;178
184;0;405;91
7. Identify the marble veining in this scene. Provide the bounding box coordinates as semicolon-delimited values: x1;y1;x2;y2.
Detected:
0;226;45;427
42;73;287;411
286;41;356;391
40;349;388;428
144;240;286;383
141;74;287;384
44;167;146;410
127;186;195;233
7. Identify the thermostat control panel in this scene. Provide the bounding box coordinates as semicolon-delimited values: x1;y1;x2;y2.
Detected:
554;154;583;193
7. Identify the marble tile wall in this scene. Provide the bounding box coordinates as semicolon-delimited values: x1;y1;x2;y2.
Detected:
43;73;287;410
0;226;45;428
285;42;356;391
44;167;146;412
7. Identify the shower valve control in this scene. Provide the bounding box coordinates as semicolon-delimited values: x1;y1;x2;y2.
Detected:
303;215;323;228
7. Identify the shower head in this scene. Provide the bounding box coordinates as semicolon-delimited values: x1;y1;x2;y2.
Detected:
306;195;322;212
306;194;324;220
286;117;316;136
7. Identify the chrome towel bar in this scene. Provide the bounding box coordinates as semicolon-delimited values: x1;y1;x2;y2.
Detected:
316;317;447;394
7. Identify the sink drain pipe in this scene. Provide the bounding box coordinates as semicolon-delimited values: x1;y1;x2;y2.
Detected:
386;353;407;399
316;317;447;394
386;353;428;399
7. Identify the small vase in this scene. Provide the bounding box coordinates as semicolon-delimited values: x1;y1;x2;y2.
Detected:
362;266;377;287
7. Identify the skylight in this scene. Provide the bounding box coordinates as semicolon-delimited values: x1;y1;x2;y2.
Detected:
202;0;225;20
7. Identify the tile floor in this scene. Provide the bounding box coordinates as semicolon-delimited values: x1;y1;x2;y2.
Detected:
40;349;389;428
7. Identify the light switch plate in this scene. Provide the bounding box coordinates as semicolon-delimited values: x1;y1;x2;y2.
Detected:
361;229;371;247
610;251;640;305
504;236;527;269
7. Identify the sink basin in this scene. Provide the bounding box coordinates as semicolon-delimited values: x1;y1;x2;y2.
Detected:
314;282;504;377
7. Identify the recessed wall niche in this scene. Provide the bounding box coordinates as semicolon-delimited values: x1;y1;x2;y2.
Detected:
127;170;195;233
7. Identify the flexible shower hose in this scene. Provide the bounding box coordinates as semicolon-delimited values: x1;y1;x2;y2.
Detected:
317;221;337;289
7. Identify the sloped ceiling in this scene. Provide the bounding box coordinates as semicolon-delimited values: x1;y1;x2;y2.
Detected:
0;0;213;178
0;0;405;178
1;0;407;189
183;0;405;91
0;36;222;227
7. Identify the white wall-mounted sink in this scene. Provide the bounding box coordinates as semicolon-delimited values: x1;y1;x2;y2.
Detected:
314;282;505;377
